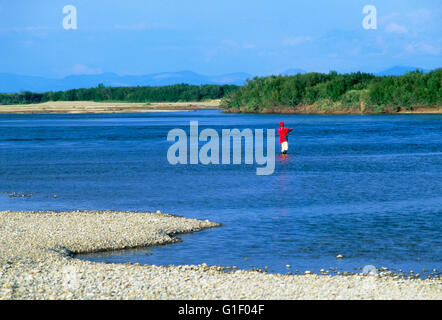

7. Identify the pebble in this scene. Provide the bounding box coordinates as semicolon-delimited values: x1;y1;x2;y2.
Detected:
0;210;440;300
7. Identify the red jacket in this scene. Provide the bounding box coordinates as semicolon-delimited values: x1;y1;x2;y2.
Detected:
278;127;293;143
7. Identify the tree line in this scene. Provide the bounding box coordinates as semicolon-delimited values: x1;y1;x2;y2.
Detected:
1;70;441;113
0;83;239;105
221;69;442;113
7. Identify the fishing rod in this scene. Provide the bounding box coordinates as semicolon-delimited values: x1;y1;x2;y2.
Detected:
285;117;311;129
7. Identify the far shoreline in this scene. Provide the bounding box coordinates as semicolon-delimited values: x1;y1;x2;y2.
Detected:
222;105;442;115
0;100;221;114
0;100;441;115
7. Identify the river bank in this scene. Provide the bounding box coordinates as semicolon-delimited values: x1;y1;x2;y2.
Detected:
0;210;440;300
0;100;221;114
1;100;440;115
222;105;442;115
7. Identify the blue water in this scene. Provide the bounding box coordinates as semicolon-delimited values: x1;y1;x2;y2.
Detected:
1;110;441;275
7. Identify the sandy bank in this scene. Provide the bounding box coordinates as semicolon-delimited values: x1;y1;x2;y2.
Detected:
0;100;221;114
0;210;440;300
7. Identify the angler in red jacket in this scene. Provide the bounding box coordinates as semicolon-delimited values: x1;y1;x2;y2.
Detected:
278;121;293;154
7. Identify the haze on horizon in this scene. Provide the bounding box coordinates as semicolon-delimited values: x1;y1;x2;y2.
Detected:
1;0;441;78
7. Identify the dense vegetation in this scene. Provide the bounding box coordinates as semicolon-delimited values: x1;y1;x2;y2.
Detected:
1;70;441;114
0;83;239;105
221;69;442;113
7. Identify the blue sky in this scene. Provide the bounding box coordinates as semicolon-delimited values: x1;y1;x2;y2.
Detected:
1;0;441;77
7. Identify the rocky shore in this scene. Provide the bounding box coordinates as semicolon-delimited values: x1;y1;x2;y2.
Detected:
0;210;440;300
222;105;442;115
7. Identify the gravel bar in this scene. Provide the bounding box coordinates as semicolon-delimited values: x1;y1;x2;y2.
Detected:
0;210;440;300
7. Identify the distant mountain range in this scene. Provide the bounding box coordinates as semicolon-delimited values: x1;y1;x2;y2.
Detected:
0;66;433;93
0;71;253;93
280;68;307;76
375;65;430;76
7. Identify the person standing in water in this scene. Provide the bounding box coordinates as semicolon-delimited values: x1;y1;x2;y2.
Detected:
278;121;293;154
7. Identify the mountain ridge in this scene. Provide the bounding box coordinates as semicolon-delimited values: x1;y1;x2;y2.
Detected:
0;66;433;93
